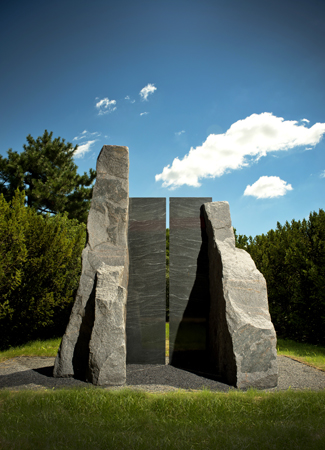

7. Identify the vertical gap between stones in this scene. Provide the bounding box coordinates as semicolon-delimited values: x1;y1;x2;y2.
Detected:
166;226;169;364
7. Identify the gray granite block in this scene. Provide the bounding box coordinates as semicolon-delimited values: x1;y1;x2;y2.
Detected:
53;146;129;384
87;265;127;385
169;197;212;369
126;198;166;364
203;201;278;389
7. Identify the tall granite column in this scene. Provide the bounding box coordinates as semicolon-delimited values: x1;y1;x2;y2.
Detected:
53;145;129;385
126;198;166;364
203;201;278;389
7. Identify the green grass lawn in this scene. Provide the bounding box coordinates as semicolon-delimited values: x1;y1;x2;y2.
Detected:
0;338;61;363
1;332;325;449
277;338;325;372
0;388;325;450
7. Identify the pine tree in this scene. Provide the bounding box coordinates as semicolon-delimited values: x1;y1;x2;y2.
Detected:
0;130;96;223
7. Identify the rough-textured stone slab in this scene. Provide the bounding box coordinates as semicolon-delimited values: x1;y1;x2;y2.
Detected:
126;198;166;364
203;201;278;389
53;145;129;385
88;265;127;385
169;197;212;369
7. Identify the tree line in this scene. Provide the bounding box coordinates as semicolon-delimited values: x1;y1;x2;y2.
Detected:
234;210;325;346
0;131;91;349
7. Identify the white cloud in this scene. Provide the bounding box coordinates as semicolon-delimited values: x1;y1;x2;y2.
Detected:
155;112;325;189
74;140;96;158
302;118;310;123
95;97;117;115
73;130;101;141
73;130;88;141
125;95;135;103
305;147;313;151
175;130;185;136
139;83;157;101
244;176;293;198
320;170;325;178
140;112;149;116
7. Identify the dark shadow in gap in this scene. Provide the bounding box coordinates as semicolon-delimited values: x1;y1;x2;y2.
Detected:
72;275;97;381
171;207;221;382
34;365;55;377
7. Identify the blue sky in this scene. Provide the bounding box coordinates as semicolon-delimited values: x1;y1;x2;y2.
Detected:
1;0;325;236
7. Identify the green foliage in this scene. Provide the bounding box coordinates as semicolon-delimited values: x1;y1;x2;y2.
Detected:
166;228;169;321
0;130;96;223
0;191;86;349
0;191;28;318
233;227;251;251
235;210;325;345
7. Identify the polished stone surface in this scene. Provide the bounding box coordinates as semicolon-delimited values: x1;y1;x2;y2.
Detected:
126;198;166;364
169;197;212;369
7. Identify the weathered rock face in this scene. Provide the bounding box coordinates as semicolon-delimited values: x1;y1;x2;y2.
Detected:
203;201;278;389
53;145;129;385
88;265;127;385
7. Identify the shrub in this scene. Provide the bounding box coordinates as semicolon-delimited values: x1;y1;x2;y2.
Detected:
0;190;86;349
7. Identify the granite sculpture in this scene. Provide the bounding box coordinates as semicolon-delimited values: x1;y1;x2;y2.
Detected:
203;201;278;389
54;143;276;390
53;145;129;385
126;198;166;364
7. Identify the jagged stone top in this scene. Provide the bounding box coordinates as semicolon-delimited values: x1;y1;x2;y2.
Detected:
96;145;129;179
204;201;235;246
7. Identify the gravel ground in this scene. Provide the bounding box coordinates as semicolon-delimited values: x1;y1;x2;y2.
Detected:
0;356;325;393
